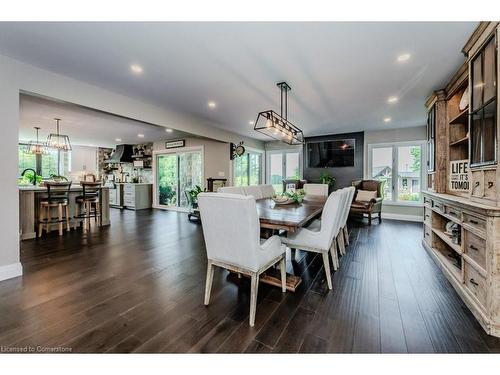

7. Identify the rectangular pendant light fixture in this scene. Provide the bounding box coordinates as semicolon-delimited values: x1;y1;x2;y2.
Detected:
47;118;72;151
254;82;304;145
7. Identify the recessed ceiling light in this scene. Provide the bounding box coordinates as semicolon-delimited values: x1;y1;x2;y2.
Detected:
115;138;122;142
130;64;143;74
387;96;399;104
137;133;145;138
208;101;217;109
249;121;254;125
165;128;173;133
384;117;392;123
397;53;411;62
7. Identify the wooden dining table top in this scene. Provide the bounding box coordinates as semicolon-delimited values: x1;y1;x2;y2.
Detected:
256;195;327;233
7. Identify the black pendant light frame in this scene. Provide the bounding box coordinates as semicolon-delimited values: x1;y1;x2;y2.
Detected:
254;81;304;145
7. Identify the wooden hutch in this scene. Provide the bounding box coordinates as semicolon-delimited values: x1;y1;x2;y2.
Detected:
423;22;500;338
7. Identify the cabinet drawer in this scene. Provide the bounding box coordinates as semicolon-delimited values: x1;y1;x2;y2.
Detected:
471;171;484;198
444;205;461;221
423;195;432;207
424;225;432;245
464;262;487;309
483;169;497;201
123;197;135;206
463;212;486;234
432;200;444;213
464;230;486;270
424;207;432;226
123;184;135;193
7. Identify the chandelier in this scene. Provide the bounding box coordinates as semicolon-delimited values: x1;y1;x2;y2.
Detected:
47;118;72;151
254;81;304;145
26;126;49;155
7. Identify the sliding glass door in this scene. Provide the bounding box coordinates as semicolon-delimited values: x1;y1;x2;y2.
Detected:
156;150;202;209
267;150;302;193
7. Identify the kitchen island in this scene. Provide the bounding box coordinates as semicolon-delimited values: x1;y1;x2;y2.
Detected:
19;185;110;240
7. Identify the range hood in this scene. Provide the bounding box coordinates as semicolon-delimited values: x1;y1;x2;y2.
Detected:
106;144;134;163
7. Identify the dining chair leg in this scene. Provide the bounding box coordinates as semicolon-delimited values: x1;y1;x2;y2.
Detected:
74;203;79;230
65;205;71;232
343;225;349;246
330;239;339;271
279;257;286;293
38;206;45;237
322;252;333;290
338;232;346;256
46;205;51;233
58;204;63;236
204;261;214;305
249;273;259;327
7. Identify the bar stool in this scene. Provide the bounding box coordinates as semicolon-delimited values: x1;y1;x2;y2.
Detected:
74;181;101;232
38;181;72;237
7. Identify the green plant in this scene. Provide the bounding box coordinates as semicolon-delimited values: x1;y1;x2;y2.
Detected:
284;188;306;203
320;171;335;187
159;184;176;205
186;185;204;208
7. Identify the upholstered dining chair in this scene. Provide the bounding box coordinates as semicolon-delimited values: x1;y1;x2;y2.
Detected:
259;184;275;199
198;193;287;327
280;190;346;289
217;186;246;195
337;186;356;256
303;183;329;197
244;185;264;199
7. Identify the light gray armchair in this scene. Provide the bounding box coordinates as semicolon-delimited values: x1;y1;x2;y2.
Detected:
198;193;287;327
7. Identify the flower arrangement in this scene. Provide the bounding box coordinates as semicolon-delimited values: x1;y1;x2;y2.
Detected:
272;188;305;204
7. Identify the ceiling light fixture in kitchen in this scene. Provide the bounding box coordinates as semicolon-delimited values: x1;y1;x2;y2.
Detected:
26;126;49;155
47;118;72;151
254;81;304;145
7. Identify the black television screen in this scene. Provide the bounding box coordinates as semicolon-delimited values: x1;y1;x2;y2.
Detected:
306;139;355;168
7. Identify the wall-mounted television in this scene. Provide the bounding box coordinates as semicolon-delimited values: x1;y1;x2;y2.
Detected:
306;139;355;168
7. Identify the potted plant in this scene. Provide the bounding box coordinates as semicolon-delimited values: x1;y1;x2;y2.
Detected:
320;171;335;192
186;185;204;209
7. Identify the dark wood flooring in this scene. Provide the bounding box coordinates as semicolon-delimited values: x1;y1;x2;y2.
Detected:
1;208;499;353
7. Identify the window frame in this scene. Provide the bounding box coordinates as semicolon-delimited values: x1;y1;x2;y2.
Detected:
231;147;264;187
367;140;426;207
265;149;303;185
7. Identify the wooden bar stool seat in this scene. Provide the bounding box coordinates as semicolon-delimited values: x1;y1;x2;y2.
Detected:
38;182;72;237
74;181;102;232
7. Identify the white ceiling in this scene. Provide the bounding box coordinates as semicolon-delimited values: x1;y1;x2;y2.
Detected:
19;94;195;148
1;22;477;139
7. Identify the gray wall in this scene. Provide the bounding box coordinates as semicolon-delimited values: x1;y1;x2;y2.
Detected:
303;131;364;189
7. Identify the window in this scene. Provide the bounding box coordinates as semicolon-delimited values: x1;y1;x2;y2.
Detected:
18;144;71;178
266;150;302;193
427;105;435;172
233;150;263;187
368;141;425;204
470;36;497;167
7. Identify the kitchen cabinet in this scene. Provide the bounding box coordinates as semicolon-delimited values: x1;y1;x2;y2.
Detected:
122;183;152;210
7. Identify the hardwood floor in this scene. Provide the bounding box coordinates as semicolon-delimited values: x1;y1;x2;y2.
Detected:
1;208;499;353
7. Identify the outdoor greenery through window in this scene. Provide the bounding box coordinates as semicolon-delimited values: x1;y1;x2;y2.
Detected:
18;144;71;179
267;151;300;193
369;142;423;203
233;151;262;187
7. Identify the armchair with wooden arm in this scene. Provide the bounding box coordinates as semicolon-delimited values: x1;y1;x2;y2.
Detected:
349;179;384;225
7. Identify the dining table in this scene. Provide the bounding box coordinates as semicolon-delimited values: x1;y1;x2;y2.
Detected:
255;195;328;292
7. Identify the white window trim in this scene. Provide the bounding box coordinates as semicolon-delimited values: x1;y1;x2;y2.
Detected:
367;140;426;207
231;146;265;186
265;149;303;184
152;146;205;212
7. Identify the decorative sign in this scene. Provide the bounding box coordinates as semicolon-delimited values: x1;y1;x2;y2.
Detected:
230;141;245;160
449;159;470;191
165;139;185;149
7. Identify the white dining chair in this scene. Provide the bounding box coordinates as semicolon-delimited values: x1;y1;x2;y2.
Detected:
259;184;275;199
303;183;329;197
217;186;246;195
337;186;356;256
280;190;346;290
244;185;264;199
197;193;287;327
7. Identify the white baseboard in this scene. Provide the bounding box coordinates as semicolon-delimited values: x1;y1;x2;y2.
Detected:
381;212;423;222
0;262;23;282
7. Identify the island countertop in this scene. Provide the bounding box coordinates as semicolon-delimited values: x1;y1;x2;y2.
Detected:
19;186;110;240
